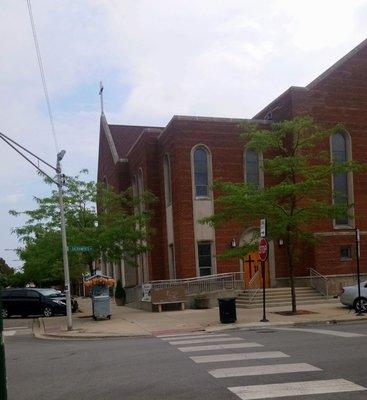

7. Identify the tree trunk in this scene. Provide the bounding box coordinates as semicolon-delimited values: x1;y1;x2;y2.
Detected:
285;237;297;314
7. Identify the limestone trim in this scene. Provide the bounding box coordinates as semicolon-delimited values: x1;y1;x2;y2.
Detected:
314;231;365;237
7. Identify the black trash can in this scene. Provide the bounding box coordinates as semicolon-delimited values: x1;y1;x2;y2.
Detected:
218;297;237;324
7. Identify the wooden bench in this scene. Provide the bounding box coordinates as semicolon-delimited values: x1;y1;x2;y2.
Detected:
153;301;186;312
151;287;187;312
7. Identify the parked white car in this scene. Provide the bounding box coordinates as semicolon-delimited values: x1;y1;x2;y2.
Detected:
340;281;367;312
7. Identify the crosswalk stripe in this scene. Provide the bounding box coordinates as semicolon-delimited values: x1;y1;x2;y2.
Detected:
157;332;205;338
161;334;229;341
190;351;289;363
209;363;321;378
3;331;16;337
169;337;244;345
228;379;366;399
178;343;263;352
4;326;28;331
272;327;366;338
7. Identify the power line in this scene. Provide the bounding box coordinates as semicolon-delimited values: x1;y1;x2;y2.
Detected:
0;132;57;184
0;131;56;171
26;0;59;153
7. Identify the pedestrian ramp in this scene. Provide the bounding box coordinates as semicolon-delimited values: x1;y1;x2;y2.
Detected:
156;330;366;399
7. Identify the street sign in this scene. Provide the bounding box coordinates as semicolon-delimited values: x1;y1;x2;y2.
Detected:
68;245;93;253
260;219;267;238
258;238;269;262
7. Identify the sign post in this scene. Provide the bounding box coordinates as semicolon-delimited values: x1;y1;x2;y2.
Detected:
260;219;267;238
355;228;364;315
259;237;269;323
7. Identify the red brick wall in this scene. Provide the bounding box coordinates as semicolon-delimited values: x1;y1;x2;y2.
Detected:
127;130;165;281
157;118;271;278
255;42;367;278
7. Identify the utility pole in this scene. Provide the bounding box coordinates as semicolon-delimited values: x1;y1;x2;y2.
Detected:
56;151;73;330
0;132;73;331
0;294;7;400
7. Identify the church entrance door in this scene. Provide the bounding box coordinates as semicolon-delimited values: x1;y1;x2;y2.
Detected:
243;251;270;289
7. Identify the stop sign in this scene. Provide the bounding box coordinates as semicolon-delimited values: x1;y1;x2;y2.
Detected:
258;238;269;262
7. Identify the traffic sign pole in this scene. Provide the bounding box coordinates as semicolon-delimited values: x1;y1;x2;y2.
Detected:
259;237;269;323
260;260;268;323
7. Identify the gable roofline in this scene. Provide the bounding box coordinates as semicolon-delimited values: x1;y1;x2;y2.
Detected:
253;38;367;119
307;38;367;89
101;112;120;164
126;127;163;158
252;86;307;120
157;114;270;141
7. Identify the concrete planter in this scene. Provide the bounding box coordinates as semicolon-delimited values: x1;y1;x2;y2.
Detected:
115;297;126;306
194;297;210;309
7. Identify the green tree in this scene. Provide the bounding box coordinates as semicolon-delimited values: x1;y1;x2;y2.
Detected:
10;170;155;287
0;258;15;287
204;117;363;313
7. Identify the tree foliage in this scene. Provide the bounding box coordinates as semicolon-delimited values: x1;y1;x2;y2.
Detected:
0;258;15;287
204;117;364;313
10;170;155;287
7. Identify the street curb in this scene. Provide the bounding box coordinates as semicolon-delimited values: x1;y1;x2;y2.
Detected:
31;314;367;340
206;316;367;332
32;317;153;340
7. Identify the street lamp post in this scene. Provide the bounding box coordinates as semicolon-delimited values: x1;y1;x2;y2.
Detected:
56;151;73;331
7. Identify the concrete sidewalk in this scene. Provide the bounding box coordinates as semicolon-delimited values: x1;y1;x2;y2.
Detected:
33;297;367;339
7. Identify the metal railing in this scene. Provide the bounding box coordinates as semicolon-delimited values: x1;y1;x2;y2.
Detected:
309;267;329;298
247;270;262;303
149;272;244;295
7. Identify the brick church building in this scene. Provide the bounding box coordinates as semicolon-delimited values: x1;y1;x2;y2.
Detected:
97;39;367;291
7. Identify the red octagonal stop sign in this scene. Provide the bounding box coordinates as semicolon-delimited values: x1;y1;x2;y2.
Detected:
258;238;269;262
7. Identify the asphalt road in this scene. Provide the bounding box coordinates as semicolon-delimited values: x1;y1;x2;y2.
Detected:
4;320;367;400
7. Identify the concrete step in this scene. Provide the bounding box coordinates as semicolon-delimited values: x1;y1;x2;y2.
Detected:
238;293;325;301
237;298;339;309
244;287;316;294
236;296;329;305
238;289;323;296
235;286;337;308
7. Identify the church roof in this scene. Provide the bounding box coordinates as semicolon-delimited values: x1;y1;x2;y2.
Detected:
100;113;163;163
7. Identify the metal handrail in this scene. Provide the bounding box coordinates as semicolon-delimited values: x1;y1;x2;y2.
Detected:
150;272;241;284
247;270;262;303
149;272;244;295
309;267;329;298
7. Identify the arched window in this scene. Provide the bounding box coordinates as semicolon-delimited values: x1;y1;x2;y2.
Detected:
193;147;209;197
163;154;172;206
332;132;349;225
245;149;260;186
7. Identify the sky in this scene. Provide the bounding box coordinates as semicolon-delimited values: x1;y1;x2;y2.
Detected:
0;0;366;269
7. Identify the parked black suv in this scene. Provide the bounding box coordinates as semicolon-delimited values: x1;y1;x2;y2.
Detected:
0;288;78;318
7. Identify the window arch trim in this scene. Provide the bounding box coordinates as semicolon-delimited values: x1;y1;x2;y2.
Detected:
330;130;354;228
191;144;212;199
